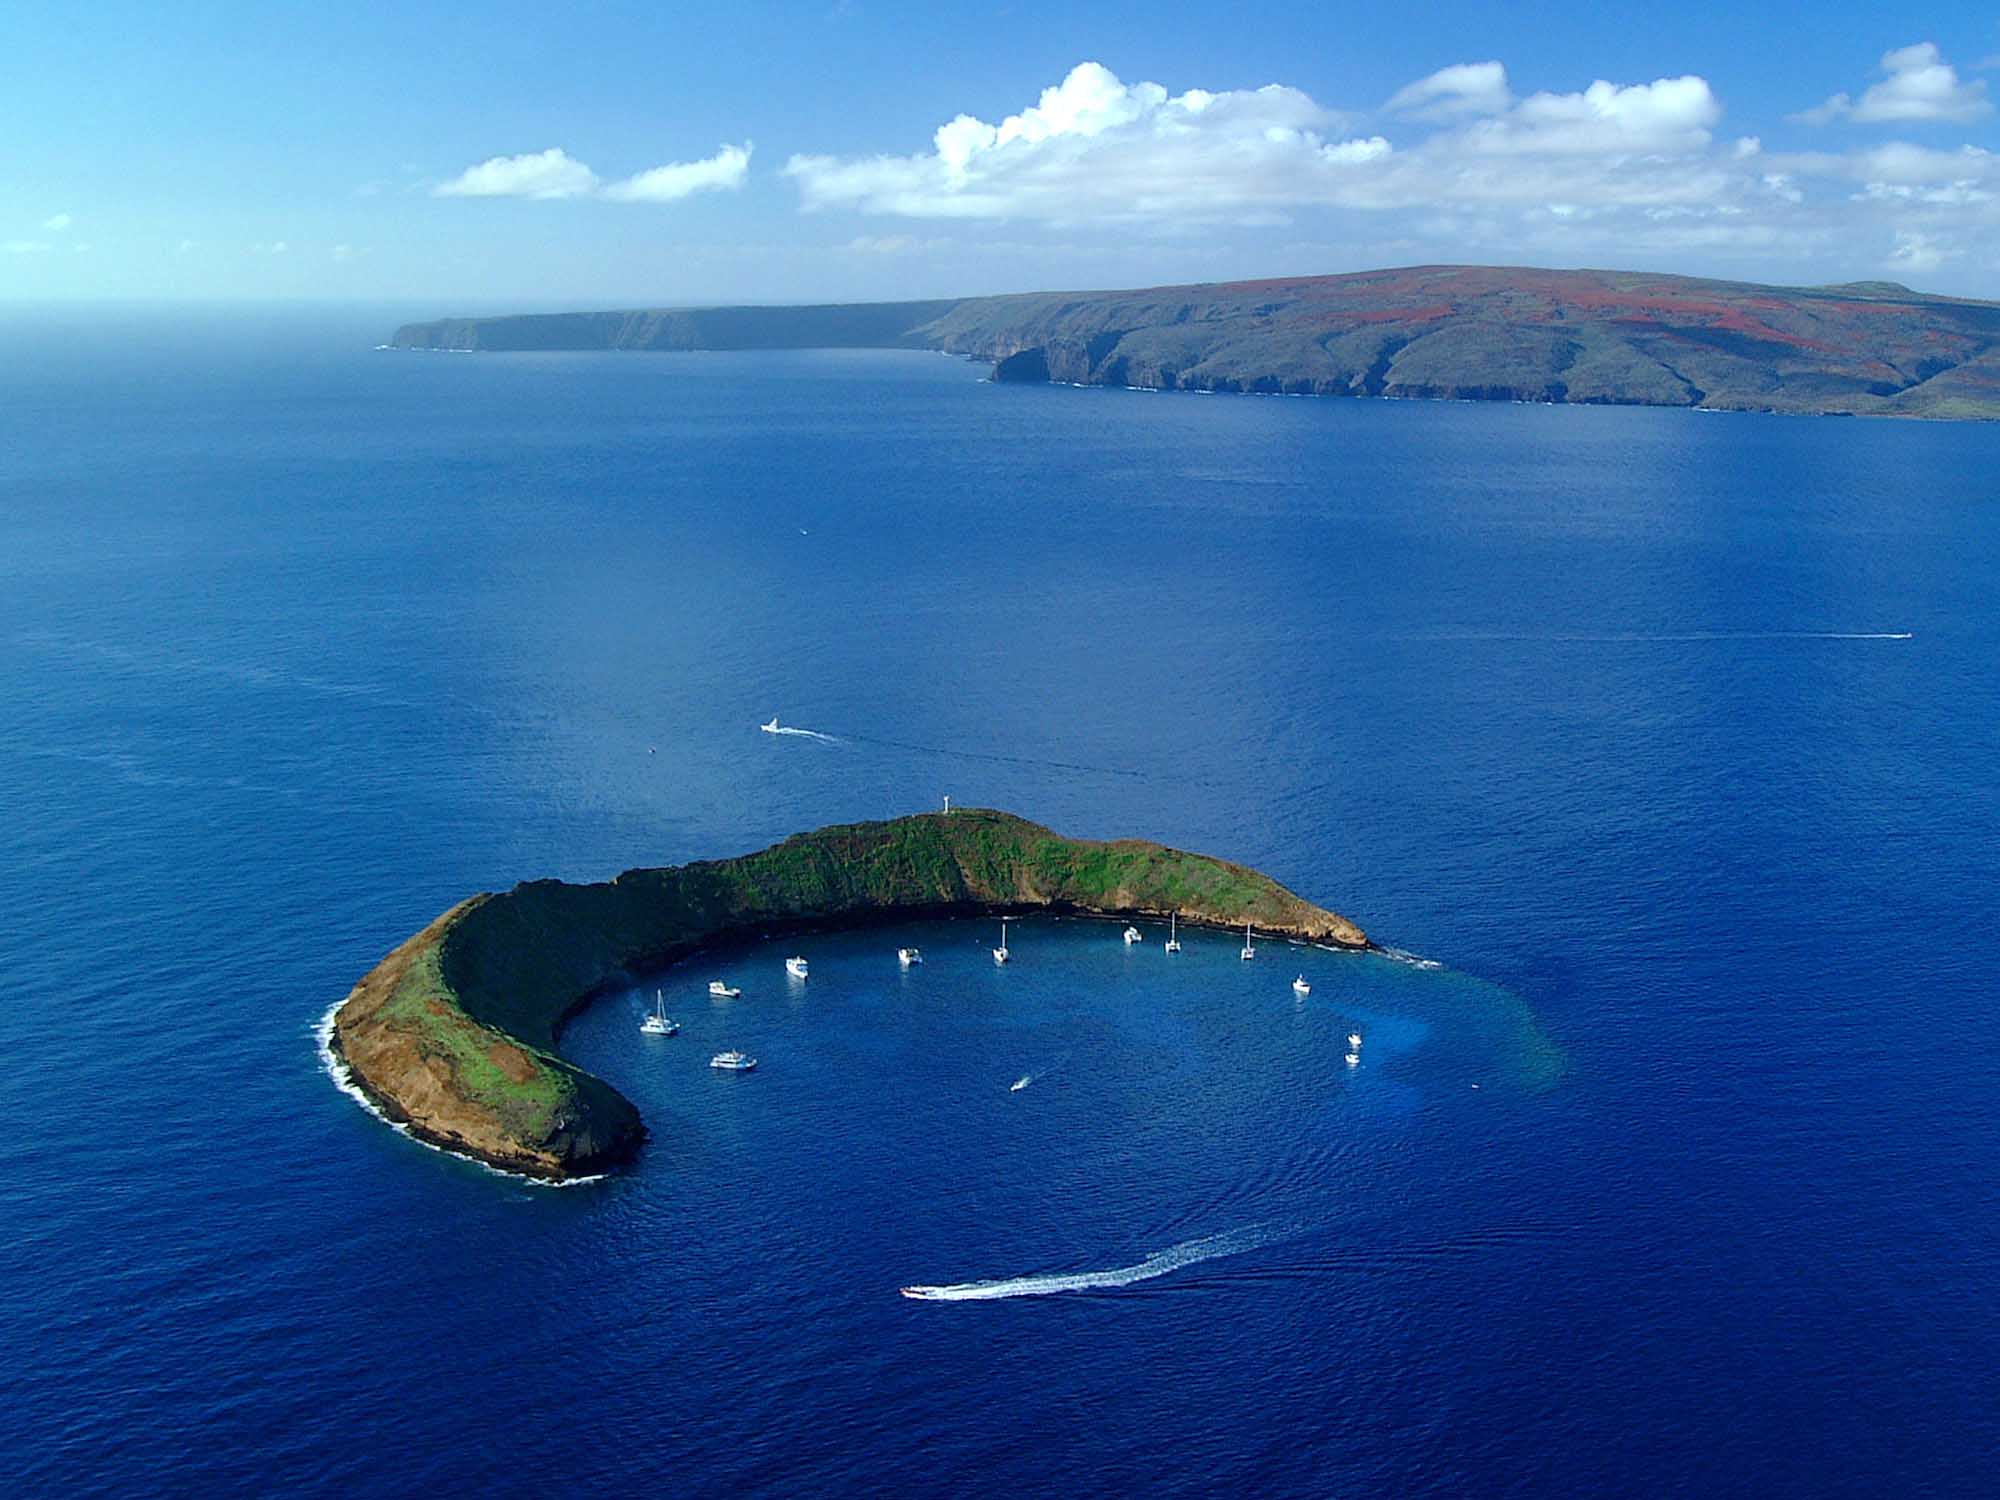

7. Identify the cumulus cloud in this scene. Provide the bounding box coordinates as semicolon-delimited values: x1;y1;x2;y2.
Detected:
435;143;751;202
601;143;752;201
1797;42;1991;125
786;62;1388;223
435;147;600;199
1386;62;1511;120
1461;75;1720;154
786;61;1742;226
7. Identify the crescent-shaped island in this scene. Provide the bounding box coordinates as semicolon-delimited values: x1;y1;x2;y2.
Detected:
326;809;1369;1180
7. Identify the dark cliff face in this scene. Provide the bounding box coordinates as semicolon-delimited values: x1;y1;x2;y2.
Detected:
919;266;2000;417
384;265;2000;418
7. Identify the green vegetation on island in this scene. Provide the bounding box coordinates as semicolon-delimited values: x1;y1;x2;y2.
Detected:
329;809;1368;1180
389;264;2000;419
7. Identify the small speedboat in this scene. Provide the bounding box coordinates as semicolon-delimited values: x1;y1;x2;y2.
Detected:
1123;925;1142;945
1165;912;1181;953
711;1050;757;1071
993;919;1010;965
898;947;923;967
708;980;741;998
760;716;781;734
1345;1052;1359;1067
1348;1032;1362;1049
1292;976;1311;996
785;956;809;980
640;990;679;1036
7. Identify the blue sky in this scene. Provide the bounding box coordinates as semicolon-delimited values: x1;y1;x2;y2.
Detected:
6;1;2000;305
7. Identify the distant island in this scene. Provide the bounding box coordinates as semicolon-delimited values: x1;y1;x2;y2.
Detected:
326;809;1368;1181
390;264;2000;419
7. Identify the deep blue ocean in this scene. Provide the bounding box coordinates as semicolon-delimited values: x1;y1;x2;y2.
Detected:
3;305;1996;1497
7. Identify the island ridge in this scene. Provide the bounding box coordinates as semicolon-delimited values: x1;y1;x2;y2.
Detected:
390;264;2000;420
327;809;1368;1180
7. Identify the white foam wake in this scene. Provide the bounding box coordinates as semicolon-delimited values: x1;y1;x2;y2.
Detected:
314;1001;603;1189
1379;946;1444;971
766;726;843;743
900;1224;1279;1301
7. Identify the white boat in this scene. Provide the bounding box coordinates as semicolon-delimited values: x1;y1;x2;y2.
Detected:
1345;1052;1359;1067
785;956;809;980
1348;1032;1362;1049
1241;921;1256;961
1165;911;1181;953
711;1050;757;1071
760;716;781;734
639;990;679;1036
1292;975;1311;996
1123;925;1142;945
708;980;740;998
898;947;923;966
993;919;1010;965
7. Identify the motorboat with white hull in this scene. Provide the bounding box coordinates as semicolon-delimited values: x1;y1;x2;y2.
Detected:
785;956;809;980
898;947;923;967
711;1050;757;1072
708;980;741;998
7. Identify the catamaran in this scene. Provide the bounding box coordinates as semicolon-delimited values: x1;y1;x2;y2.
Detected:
1165;911;1181;953
711;1050;757;1071
1241;921;1256;961
785;955;809;980
640;990;679;1036
993;919;1010;964
708;980;741;998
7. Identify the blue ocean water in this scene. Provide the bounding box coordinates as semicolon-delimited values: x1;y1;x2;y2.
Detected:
2;305;1996;1497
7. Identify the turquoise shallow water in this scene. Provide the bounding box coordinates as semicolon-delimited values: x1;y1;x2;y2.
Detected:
2;307;1996;1496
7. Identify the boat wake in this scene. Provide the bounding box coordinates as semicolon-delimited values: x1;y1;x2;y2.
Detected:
759;718;843;744
899;1223;1284;1301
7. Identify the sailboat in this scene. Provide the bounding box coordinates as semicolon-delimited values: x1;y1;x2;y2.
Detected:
1165;912;1181;953
1240;921;1256;961
993;918;1010;964
639;989;679;1036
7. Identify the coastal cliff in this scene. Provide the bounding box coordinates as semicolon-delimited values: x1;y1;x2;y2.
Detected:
328;809;1367;1180
389;264;2000;419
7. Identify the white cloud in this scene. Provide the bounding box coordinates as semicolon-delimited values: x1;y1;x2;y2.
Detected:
1887;229;1950;271
787;61;1390;223
2;239;52;254
1387;62;1512;120
787;61;1743;227
1797;42;1991;125
842;234;950;255
1461;76;1720;154
601;143;752;202
41;212;72;232
435;147;599;199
